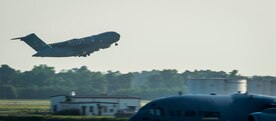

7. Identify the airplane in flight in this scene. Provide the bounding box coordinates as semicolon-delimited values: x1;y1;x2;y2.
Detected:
12;31;120;57
128;92;276;121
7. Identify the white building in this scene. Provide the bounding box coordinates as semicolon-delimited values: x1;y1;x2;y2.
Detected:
50;95;140;116
187;78;247;95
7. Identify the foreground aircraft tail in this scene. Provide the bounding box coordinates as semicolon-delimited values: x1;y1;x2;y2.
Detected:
12;33;49;52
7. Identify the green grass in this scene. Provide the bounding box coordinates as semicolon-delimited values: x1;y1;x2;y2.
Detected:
0;99;151;121
0;115;128;121
0;99;50;115
0;99;125;120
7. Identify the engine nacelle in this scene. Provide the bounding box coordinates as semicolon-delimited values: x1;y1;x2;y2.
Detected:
248;108;276;121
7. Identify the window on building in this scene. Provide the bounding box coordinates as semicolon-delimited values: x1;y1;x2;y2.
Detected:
89;106;94;112
53;105;57;112
110;109;114;112
65;96;71;102
81;106;87;115
102;106;108;113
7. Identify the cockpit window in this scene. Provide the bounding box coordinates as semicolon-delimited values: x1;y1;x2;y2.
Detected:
149;107;164;116
139;107;147;112
149;109;155;115
156;109;161;116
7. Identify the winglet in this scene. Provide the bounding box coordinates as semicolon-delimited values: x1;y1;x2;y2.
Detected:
11;33;35;40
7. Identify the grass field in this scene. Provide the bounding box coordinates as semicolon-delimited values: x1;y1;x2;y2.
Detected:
0;99;122;120
0;99;50;116
0;99;152;121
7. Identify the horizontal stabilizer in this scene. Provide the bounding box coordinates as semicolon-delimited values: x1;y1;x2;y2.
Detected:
11;37;24;40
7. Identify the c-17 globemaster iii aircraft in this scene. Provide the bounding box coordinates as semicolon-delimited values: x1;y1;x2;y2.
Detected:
129;92;276;121
12;31;120;57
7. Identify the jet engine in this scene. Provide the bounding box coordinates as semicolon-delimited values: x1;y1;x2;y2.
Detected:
248;108;276;121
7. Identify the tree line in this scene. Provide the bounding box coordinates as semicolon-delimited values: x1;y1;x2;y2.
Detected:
0;64;272;99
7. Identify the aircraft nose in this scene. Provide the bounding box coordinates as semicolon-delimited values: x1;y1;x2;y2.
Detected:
114;32;120;41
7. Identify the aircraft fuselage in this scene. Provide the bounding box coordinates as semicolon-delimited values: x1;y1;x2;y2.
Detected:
129;93;276;121
13;31;120;57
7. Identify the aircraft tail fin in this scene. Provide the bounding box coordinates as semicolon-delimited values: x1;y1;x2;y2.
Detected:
12;33;50;52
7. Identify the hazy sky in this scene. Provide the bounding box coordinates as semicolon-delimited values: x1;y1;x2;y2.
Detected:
1;0;276;76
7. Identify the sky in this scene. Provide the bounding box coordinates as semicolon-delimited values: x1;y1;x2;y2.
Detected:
1;0;276;76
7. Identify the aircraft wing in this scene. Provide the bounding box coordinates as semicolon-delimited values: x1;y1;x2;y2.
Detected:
249;108;276;121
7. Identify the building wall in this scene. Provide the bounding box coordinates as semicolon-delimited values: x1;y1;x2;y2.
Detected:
61;103;79;111
61;103;118;116
50;96;66;113
74;98;117;103
50;96;140;116
118;99;140;111
94;99;118;103
72;98;140;110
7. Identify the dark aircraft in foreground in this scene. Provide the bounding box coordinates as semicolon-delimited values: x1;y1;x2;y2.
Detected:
129;92;276;121
12;31;120;57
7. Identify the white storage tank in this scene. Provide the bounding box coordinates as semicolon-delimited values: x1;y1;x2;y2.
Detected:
225;78;247;95
187;78;247;95
187;78;226;95
271;80;276;96
247;77;274;96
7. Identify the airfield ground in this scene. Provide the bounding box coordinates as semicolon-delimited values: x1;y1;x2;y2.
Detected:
0;99;149;121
